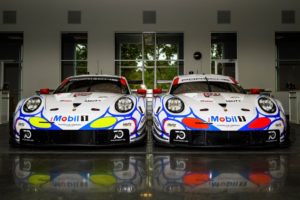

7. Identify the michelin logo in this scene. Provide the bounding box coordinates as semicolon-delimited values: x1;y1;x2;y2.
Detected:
208;116;246;123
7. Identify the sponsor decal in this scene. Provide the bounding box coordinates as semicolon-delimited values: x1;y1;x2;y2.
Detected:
58;124;82;127
84;99;102;102
73;93;92;97
23;130;32;139
181;77;231;83
123;122;132;127
217;124;241;128
60;100;72;102
208;116;246;123
226;100;241;103
18;122;25;127
22;130;34;142
71;77;118;82
203;92;220;98
211;181;247;187
172;130;189;143
176;131;186;140
275;123;282;127
266;130;278;143
50;115;89;122
200;100;214;103
53;180;88;189
110;130;128;142
167;123;177;128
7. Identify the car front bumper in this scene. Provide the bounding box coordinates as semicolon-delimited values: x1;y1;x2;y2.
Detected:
153;127;287;148
16;128;146;147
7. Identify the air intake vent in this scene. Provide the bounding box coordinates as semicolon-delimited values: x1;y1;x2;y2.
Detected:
68;10;81;24
217;10;231;24
143;11;156;24
3;10;17;24
281;10;295;24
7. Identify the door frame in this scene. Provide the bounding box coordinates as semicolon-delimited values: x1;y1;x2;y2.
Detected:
211;59;238;80
0;60;23;99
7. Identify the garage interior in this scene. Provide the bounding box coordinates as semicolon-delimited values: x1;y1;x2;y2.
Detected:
1;0;300;199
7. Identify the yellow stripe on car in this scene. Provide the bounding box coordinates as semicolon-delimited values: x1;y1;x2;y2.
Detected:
89;174;116;186
28;174;51;186
29;117;51;128
90;117;117;128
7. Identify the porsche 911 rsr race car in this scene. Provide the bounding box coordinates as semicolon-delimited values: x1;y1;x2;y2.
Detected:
152;74;289;147
11;75;146;146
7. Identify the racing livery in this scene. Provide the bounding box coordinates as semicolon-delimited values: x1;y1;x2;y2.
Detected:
152;74;288;147
11;75;146;146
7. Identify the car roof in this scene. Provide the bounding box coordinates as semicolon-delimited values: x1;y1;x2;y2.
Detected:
174;74;236;84
67;74;122;80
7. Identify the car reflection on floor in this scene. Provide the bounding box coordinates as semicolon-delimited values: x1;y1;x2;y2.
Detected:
153;154;287;194
10;153;288;198
12;154;146;195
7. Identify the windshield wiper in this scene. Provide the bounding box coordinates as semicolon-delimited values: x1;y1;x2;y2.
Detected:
204;76;212;92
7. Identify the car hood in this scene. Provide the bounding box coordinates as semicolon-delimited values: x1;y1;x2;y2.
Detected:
174;92;260;130
178;92;257;106
43;92;123;112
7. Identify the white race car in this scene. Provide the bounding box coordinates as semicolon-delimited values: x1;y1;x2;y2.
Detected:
152;74;289;147
11;75;147;146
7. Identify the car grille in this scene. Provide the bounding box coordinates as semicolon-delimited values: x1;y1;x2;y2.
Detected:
170;130;280;147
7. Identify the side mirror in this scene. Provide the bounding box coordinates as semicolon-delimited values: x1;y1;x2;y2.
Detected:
40;88;50;95
137;89;147;96
249;88;262;94
153;88;162;95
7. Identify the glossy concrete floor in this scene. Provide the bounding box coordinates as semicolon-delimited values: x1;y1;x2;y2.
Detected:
0;123;300;200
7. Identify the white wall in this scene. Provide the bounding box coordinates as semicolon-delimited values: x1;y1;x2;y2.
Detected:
0;0;299;97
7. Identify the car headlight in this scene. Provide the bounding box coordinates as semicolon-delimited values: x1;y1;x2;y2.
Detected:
23;97;42;113
166;97;184;113
115;97;134;113
258;97;277;113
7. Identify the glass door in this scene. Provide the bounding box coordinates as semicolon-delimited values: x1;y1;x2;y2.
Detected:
115;33;183;90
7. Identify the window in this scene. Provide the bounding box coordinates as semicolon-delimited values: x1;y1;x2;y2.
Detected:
211;33;237;79
3;10;17;24
0;32;23;113
276;32;300;91
115;33;183;90
61;33;87;80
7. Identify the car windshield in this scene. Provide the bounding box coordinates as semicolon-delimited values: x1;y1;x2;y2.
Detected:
54;77;130;94
170;81;245;94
